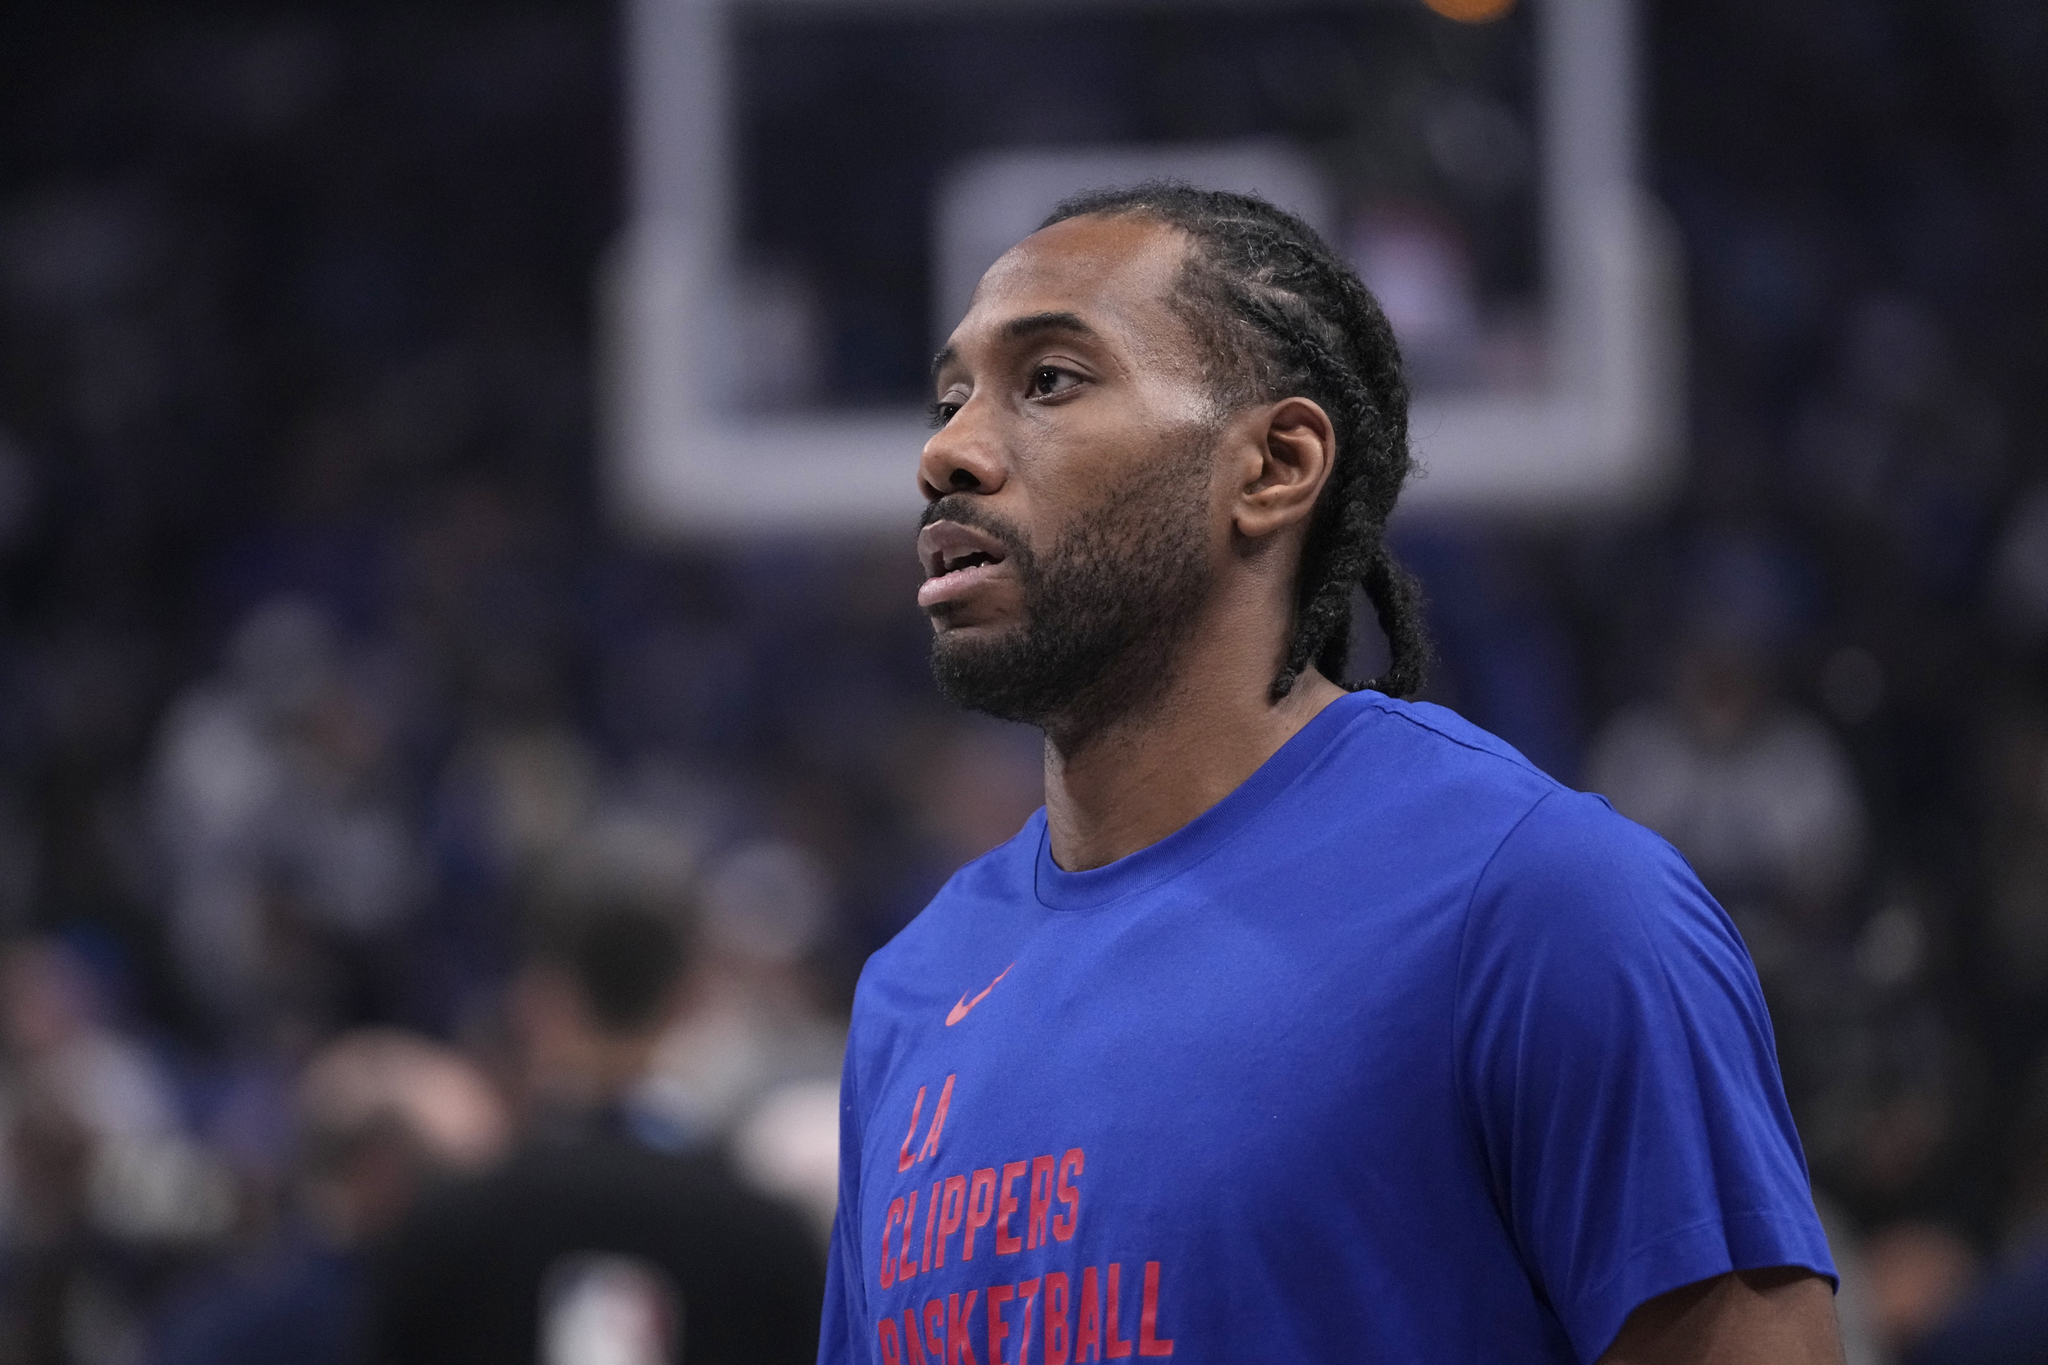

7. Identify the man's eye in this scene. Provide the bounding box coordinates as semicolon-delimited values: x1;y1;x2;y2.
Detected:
928;399;961;429
1030;367;1075;398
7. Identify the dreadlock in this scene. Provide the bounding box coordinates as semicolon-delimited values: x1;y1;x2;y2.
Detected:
1041;183;1431;701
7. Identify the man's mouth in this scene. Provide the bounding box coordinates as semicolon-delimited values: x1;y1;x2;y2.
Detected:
917;520;1014;611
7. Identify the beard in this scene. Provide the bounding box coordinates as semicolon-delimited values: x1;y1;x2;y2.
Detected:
924;449;1215;742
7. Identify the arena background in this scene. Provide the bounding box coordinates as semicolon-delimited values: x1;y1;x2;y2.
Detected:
0;0;2045;1361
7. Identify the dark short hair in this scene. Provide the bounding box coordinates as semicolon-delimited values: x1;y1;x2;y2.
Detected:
1041;183;1430;699
528;896;690;1035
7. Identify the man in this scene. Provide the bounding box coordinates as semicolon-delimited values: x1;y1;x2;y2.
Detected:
819;185;1842;1365
1906;1055;2048;1364
367;889;824;1365
149;1030;507;1365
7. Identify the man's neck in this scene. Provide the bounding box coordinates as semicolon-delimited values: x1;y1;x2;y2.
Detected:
1040;657;1347;872
524;1029;662;1115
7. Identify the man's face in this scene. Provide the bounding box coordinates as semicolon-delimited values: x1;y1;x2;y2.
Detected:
915;214;1230;732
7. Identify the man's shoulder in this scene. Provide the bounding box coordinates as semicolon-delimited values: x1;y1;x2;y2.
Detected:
1328;691;1560;792
1296;691;1574;848
1453;761;1745;1007
1322;695;1703;923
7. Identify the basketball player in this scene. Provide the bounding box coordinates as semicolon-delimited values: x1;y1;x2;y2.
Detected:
820;186;1842;1364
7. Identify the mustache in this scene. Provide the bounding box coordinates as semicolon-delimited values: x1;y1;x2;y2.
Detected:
919;495;1029;561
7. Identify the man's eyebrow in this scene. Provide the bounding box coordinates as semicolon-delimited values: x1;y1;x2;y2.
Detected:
999;310;1097;344
929;311;1101;383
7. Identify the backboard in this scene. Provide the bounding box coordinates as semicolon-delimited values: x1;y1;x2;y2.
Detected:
604;0;1682;537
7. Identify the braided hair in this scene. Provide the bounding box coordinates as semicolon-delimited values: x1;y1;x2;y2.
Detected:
1041;183;1431;700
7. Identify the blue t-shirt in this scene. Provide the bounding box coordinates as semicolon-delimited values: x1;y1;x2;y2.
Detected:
820;692;1833;1365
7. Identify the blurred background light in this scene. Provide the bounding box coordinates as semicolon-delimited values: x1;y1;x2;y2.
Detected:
1424;0;1521;24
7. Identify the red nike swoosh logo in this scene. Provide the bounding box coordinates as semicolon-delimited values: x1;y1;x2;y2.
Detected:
945;962;1015;1026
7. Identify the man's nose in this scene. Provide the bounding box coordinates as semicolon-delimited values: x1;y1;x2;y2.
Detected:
917;398;1006;501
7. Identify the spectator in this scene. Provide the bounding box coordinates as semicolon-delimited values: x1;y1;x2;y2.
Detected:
642;837;844;1143
1905;1054;2048;1365
1861;1221;1980;1362
147;1030;506;1365
642;837;850;1242
150;599;422;1039
0;938;233;1365
1585;624;1866;927
364;887;824;1365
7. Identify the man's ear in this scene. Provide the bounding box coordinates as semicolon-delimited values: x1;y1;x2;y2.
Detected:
1231;396;1336;542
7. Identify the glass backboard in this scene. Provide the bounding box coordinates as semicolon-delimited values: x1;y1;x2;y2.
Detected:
605;0;1681;535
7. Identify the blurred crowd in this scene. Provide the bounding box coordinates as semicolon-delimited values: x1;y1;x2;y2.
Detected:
1;1;2046;1363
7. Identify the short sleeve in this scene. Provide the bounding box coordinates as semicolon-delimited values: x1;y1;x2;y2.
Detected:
1454;789;1836;1364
